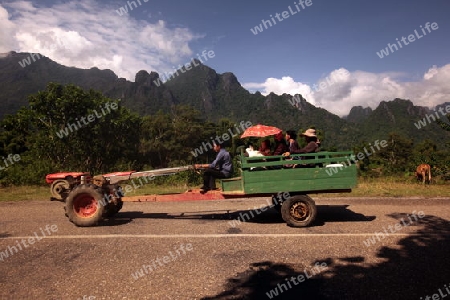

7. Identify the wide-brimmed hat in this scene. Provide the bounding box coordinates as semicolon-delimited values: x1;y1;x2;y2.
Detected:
301;128;317;137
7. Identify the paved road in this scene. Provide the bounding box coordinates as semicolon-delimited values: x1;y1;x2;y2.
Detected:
0;197;449;300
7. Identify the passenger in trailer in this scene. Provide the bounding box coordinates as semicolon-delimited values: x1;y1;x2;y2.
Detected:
283;128;321;168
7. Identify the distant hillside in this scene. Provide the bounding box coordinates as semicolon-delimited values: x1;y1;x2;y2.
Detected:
350;99;448;145
0;51;119;119
0;51;177;118
0;51;449;150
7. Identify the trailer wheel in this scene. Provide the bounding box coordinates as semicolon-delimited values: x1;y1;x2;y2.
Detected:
65;184;104;227
50;180;69;201
281;195;316;227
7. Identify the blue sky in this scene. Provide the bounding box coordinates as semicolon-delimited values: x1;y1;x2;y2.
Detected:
1;0;449;116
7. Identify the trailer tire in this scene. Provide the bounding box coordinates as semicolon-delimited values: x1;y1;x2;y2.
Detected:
65;184;104;227
281;195;316;227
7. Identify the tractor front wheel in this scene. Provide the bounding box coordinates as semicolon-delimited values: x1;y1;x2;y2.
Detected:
281;195;316;227
50;180;69;201
65;184;104;227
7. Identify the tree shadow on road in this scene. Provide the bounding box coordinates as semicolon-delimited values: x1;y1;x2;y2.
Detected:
202;260;327;300
201;214;450;299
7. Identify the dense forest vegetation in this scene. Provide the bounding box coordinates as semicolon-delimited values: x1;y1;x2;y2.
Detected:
0;83;449;185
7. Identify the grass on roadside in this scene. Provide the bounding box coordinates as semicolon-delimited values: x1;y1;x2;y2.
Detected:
320;176;450;198
0;185;50;202
0;183;192;202
0;176;448;202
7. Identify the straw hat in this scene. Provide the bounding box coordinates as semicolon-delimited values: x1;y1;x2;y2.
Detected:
301;128;317;137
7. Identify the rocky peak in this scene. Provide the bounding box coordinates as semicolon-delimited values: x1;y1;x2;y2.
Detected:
346;106;373;123
135;70;159;86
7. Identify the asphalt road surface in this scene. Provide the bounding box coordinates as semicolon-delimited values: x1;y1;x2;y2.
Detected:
0;196;449;300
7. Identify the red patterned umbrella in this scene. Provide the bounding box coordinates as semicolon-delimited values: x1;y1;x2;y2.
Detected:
240;124;282;138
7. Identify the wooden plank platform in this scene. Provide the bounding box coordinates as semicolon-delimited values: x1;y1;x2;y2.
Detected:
122;189;227;202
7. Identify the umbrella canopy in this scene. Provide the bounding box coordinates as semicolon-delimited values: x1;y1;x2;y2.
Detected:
240;124;282;138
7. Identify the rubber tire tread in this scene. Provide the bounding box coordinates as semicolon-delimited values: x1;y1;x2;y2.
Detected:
103;200;123;218
281;195;317;227
65;184;104;227
50;180;69;200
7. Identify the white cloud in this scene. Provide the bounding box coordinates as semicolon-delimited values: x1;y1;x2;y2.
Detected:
0;0;203;80
244;77;317;106
0;5;17;52
243;65;450;116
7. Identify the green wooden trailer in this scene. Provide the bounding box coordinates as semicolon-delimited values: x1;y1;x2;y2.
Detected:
220;151;358;227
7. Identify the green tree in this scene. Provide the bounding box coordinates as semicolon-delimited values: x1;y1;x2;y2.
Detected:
0;83;141;185
437;112;450;132
376;133;413;174
412;140;437;165
139;112;173;168
139;105;219;168
428;115;450;180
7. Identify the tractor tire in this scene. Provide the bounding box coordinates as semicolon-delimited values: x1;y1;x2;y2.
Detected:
281;195;316;227
65;184;105;227
116;199;123;212
50;180;69;201
103;185;124;218
103;199;123;218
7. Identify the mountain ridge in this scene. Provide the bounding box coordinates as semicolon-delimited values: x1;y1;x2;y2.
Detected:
1;51;449;149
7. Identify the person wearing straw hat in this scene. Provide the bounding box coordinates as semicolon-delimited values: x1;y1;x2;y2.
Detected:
283;128;320;156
